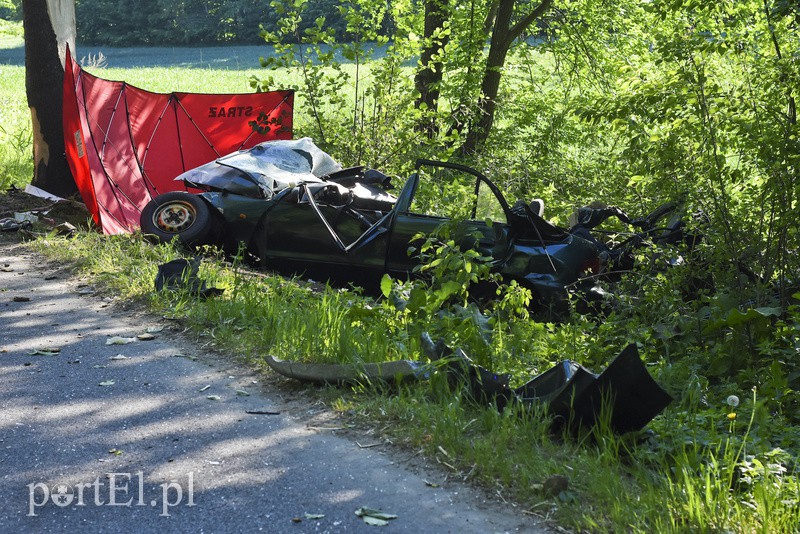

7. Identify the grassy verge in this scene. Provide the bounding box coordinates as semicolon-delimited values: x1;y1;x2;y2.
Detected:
22;231;800;533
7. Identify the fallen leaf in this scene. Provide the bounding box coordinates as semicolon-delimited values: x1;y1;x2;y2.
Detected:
235;389;250;396
12;296;30;302
136;333;156;341
361;516;389;526
108;448;123;455
304;513;325;520
106;336;136;345
424;480;440;488
99;380;115;387
206;395;221;401
199;385;211;392
246;409;280;415
355;507;397;526
109;354;129;360
92;364;107;369
28;349;60;356
146;326;164;333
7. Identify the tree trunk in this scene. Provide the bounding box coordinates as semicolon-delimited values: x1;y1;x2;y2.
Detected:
414;0;450;138
460;0;552;155
23;0;77;198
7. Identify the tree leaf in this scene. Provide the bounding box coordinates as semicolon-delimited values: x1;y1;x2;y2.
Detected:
380;274;393;298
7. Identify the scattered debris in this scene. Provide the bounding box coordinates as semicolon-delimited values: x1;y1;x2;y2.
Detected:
304;513;325;520
245;409;280;415
154;258;223;298
54;222;77;237
28;349;60;356
98;380;115;387
109;355;129;360
206;395;221;401
0;218;32;232
136;332;156;341
199;384;211;392
106;336;137;345
12;296;30;302
266;333;672;435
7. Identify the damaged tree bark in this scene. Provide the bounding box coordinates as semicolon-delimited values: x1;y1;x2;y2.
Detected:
22;0;77;198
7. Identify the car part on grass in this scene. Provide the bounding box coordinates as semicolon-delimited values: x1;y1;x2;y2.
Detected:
154;258;224;298
264;332;672;434
264;355;427;384
420;333;672;433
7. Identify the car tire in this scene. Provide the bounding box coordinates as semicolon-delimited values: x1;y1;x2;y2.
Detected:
140;192;214;246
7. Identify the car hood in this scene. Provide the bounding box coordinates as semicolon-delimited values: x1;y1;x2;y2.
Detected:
176;137;343;196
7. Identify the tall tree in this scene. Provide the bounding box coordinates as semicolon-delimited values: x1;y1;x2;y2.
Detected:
459;0;553;154
414;0;450;138
23;0;77;197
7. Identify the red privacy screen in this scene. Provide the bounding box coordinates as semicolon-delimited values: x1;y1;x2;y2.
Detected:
63;45;294;234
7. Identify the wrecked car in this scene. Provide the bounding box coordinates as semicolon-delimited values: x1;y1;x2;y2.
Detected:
141;138;600;307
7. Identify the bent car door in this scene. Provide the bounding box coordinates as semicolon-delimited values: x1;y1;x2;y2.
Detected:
260;182;393;272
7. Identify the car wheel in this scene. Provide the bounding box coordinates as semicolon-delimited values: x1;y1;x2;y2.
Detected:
140;192;214;246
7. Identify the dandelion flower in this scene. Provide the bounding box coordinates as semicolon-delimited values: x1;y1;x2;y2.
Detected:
726;395;739;407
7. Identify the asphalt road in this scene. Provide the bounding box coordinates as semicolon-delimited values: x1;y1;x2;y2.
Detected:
0;242;545;533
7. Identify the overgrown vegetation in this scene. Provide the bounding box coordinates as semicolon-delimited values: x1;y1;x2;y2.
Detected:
3;0;799;530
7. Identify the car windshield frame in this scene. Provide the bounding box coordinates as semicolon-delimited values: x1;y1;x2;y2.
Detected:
410;159;513;224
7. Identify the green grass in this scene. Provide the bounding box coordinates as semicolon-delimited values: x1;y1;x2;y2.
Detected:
0;19;22;48
23;231;800;533
0;65;31;189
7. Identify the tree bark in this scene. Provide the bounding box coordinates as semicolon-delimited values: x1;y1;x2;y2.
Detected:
414;0;450;138
23;0;78;198
460;0;553;155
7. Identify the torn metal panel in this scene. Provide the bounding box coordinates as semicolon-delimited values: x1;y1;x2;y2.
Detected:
265;334;672;434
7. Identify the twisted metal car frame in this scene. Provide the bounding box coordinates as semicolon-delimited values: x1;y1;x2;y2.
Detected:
141;139;600;306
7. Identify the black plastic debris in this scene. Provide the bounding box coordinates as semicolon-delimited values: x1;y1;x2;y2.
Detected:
265;333;672;435
514;344;673;433
154;258;224;298
421;334;671;434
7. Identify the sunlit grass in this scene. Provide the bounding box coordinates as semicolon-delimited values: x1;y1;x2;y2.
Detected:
0;19;22;48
